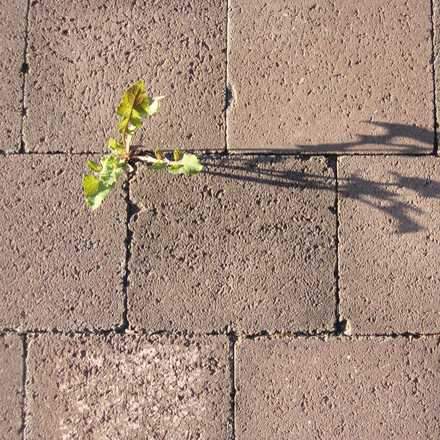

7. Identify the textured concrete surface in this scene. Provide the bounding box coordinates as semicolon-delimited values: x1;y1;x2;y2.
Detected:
339;157;440;334
25;0;226;153
0;0;439;436
237;338;440;439
26;334;229;440
0;0;27;153
129;156;336;332
0;335;22;440
228;0;434;153
0;156;125;331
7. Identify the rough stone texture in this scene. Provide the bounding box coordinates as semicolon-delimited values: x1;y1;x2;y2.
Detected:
26;334;229;440
25;0;226;153
228;0;434;153
237;338;440;439
0;335;22;440
0;0;27;152
0;156;125;331
338;157;440;334
129;156;336;333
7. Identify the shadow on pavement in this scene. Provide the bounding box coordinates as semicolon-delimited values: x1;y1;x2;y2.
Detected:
203;122;438;234
294;121;435;154
233;122;435;154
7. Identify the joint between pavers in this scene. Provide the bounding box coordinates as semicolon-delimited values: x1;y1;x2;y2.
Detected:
430;0;439;155
19;0;31;154
0;150;105;157
224;0;231;153
227;332;237;440
115;174;135;334
20;334;28;440
329;156;343;333
2;328;440;340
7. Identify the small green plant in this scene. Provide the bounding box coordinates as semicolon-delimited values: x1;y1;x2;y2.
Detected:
83;80;203;209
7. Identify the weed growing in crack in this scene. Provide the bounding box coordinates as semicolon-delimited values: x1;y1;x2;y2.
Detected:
83;80;203;209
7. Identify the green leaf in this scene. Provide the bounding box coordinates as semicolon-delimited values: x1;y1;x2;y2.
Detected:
147;97;162;116
154;148;165;160
167;153;203;176
151;160;167;171
116;80;161;138
83;175;100;196
107;138;126;157
167;163;184;175
83;154;127;210
173;148;183;161
86;160;102;173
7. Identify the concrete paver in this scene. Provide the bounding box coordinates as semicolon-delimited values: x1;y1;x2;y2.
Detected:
25;0;226;153
0;156;125;331
338;157;440;334
0;335;22;440
228;0;434;153
0;0;27;153
129;156;336;333
26;334;229;440
237;337;440;440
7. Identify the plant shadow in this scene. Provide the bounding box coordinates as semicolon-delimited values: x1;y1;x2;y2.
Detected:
236;121;435;154
203;123;438;234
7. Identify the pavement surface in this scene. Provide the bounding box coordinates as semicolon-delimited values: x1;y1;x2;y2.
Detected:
0;1;439;439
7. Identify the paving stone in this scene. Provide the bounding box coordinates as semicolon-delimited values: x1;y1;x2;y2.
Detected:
0;335;22;440
129;156;336;333
228;0;434;153
0;156;125;331
25;0;226;153
338;157;440;334
0;0;27;152
26;334;229;439
237;337;440;440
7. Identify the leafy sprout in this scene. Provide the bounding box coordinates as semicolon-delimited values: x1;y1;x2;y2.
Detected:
83;80;203;210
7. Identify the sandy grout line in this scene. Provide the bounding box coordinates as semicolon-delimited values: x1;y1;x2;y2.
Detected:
20;334;28;440
1;151;438;158
224;0;231;153
332;157;342;333
19;0;31;154
430;0;439;155
2;328;440;340
227;332;237;440
115;173;133;334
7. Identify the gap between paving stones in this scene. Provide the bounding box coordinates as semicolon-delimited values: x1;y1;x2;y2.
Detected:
430;0;439;154
3;329;440;339
332;159;342;332
20;334;27;440
224;0;231;154
228;333;237;440
19;0;30;154
1;150;438;157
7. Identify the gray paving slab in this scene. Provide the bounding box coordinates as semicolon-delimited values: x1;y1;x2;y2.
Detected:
26;334;229;439
0;156;125;331
339;156;440;334
0;335;22;440
25;0;226;153
129;156;336;333
237;337;440;439
0;0;27;152
228;0;434;153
